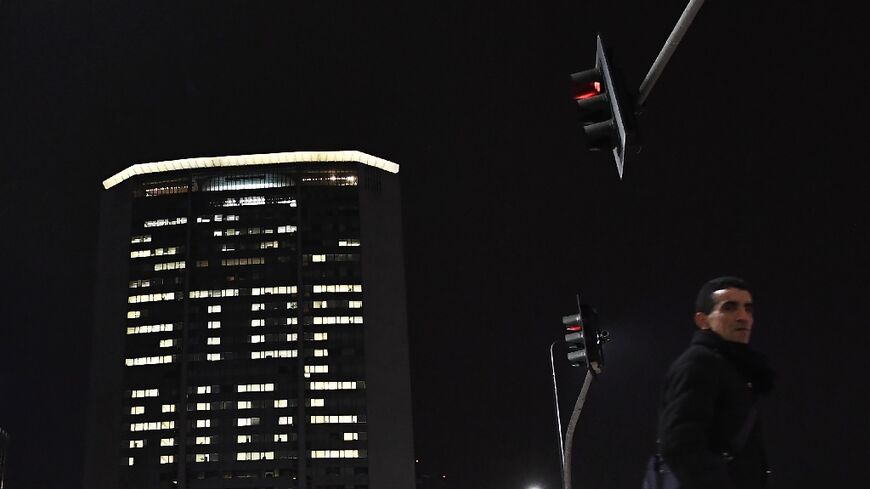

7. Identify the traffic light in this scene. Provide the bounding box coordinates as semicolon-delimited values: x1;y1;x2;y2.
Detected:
570;34;636;178
562;303;609;374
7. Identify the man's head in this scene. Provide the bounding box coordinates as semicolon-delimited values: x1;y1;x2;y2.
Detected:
693;276;754;344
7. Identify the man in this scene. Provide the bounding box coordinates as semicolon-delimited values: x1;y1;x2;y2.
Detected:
658;276;773;489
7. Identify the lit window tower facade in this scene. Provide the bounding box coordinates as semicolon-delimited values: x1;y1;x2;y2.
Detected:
85;151;414;489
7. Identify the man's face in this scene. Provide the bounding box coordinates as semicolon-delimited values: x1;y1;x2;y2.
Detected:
694;288;754;344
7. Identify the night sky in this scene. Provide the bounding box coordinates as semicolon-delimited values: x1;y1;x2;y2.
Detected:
1;1;868;488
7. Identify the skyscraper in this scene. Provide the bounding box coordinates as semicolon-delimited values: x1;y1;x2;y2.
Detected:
85;151;414;489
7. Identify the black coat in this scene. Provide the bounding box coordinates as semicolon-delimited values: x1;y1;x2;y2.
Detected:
658;330;773;489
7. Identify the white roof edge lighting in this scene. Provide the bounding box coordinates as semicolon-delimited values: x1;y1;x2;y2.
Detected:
103;150;400;189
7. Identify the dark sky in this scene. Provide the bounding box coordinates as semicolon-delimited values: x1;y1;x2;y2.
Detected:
1;1;868;488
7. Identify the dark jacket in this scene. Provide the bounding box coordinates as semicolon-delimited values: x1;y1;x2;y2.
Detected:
658;330;773;489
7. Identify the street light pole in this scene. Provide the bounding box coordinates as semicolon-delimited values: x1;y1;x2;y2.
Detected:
549;340;565;477
636;0;707;108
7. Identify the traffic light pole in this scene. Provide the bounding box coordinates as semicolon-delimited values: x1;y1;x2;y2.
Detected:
562;370;594;489
636;0;707;108
549;340;566;477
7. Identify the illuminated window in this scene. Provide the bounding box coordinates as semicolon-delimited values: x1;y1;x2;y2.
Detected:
159;455;174;464
287;333;298;341
312;254;326;262
129;439;145;448
127;323;174;335
274;400;288;408
349;300;362;308
250;335;265;343
159;339;176;348
236;417;260;427
161;404;175;413
313;349;328;357
189;288;238;299
194;453;216;463
251;285;297;296
207;305;221;313
311;284;362;293
131;388;159;398
277;225;297;233
251;303;265;311
206;353;222;362
309;399;324;407
260;240;279;249
237;401;252;410
153;261;185;272
125;355;174;367
207;321;221;329
287;301;298;309
221;196;266;207
144;217;187;228
128;292;175;304
196;403;210;411
207;337;220;345
312;301;327;309
237;434;253;443
312;332;328;341
311;449;360;459
338;239;360;247
130;247;178;259
237;383;274;393
196;419;211;428
127;310;141;319
236;451;274;461
251;350;297;359
130;421;175;431
196;436;211;445
278;416;293;425
309;381;361;391
197;386;212;394
160;438;175;446
274;434;289;442
309;415;358;424
129;279;151;289
130;406;145;415
304;365;328;376
128;457;134;466
343;432;360;441
221;257;265;267
250;319;264;327
131;235;152;244
312;316;363;325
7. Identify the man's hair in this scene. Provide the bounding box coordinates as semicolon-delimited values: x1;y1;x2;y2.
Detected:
695;276;751;314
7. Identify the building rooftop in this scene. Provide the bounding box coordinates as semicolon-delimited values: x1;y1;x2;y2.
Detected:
102;150;400;189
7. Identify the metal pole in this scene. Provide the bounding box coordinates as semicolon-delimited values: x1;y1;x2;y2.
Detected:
550;340;566;476
636;0;707;108
562;371;594;489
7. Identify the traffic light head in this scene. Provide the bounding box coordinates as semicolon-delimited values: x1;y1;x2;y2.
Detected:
570;34;636;178
562;304;608;374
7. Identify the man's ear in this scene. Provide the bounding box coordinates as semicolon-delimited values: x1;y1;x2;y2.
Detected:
694;312;709;330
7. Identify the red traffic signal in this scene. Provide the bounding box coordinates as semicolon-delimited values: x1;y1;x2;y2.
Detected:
569;34;636;178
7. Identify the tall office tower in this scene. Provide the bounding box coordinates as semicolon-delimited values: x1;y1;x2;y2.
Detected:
85;151;414;489
0;427;8;489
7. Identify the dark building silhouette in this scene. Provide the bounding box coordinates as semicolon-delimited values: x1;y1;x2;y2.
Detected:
85;151;414;489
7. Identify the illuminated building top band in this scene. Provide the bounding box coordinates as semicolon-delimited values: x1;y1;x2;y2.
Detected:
102;150;400;189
